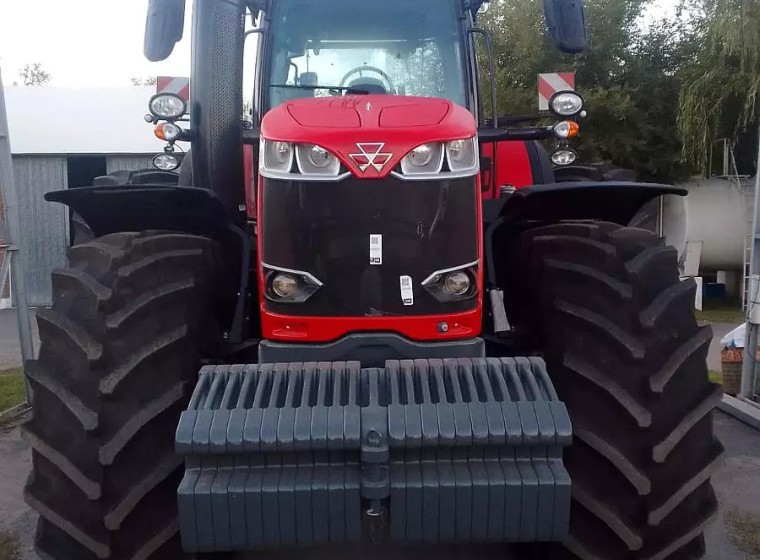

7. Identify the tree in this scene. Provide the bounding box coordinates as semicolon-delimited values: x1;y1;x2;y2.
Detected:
19;63;51;86
478;0;699;182
678;0;760;175
131;76;158;86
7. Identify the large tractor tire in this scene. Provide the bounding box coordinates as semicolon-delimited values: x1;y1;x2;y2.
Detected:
509;222;723;560
24;231;226;560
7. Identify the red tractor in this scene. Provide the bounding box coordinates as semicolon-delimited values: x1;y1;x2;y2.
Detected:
24;0;722;559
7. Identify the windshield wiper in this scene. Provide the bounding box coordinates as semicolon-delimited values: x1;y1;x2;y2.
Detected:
269;84;370;95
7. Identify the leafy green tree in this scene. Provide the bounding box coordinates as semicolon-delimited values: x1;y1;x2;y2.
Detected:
19;63;51;86
678;0;760;175
479;0;698;182
130;76;158;86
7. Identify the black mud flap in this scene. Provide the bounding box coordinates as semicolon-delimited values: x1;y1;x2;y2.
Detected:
175;358;572;552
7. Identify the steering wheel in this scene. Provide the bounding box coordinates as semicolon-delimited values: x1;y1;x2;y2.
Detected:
338;65;395;93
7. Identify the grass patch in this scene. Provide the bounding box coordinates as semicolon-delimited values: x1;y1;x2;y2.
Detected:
0;529;20;560
0;369;25;412
709;370;723;385
725;509;760;557
695;297;745;324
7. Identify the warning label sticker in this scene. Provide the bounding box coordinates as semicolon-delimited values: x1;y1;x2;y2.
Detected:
370;234;382;265
400;275;414;306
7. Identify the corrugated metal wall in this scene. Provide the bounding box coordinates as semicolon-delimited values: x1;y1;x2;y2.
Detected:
106;155;155;173
8;154;155;307
12;156;69;307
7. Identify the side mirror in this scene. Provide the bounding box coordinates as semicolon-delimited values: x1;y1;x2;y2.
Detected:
543;0;587;54
144;0;186;62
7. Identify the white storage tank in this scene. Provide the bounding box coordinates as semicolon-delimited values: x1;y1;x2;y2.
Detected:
681;177;751;272
633;177;753;274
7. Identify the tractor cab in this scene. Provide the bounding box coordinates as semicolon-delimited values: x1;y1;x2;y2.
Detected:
263;0;469;113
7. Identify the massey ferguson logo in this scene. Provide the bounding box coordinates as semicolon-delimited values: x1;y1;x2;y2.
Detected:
349;143;393;173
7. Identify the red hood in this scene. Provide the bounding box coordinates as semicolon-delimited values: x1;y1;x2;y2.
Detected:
260;95;476;179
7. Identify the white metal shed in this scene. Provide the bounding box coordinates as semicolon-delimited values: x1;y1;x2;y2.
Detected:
4;86;167;306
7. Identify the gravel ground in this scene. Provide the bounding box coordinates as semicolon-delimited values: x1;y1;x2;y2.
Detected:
0;410;758;560
0;420;36;560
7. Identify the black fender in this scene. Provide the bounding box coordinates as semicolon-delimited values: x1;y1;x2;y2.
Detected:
485;181;685;225
46;185;253;343
482;181;686;287
46;185;236;240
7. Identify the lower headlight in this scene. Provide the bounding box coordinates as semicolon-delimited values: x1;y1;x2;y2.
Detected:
264;265;323;303
444;271;471;295
421;262;478;302
551;149;578;166
271;273;298;299
153;153;180;171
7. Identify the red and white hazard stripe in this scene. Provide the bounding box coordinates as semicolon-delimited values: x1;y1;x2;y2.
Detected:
537;72;575;111
157;76;190;102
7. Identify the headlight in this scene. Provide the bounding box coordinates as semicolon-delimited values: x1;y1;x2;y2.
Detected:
551;149;578;166
421;261;478;302
400;143;444;176
447;140;467;162
260;139;294;175
408;144;433;166
271;273;298;299
148;93;187;120
153;153;180;171
296;143;341;177
309;145;332;168
553;120;580;139
445;138;478;174
264;265;322;303
549;91;584;117
444;271;471;295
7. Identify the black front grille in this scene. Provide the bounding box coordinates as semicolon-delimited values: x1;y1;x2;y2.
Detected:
261;175;479;316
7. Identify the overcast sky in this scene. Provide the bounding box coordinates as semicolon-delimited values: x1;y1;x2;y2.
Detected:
0;0;193;87
0;0;676;88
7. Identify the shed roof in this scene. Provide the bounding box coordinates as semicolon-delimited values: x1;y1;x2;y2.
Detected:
5;86;170;155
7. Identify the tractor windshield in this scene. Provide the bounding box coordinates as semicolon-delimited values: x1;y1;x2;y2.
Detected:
266;0;468;110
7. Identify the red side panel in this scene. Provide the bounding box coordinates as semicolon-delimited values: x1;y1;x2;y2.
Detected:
496;141;534;189
480;141;535;199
